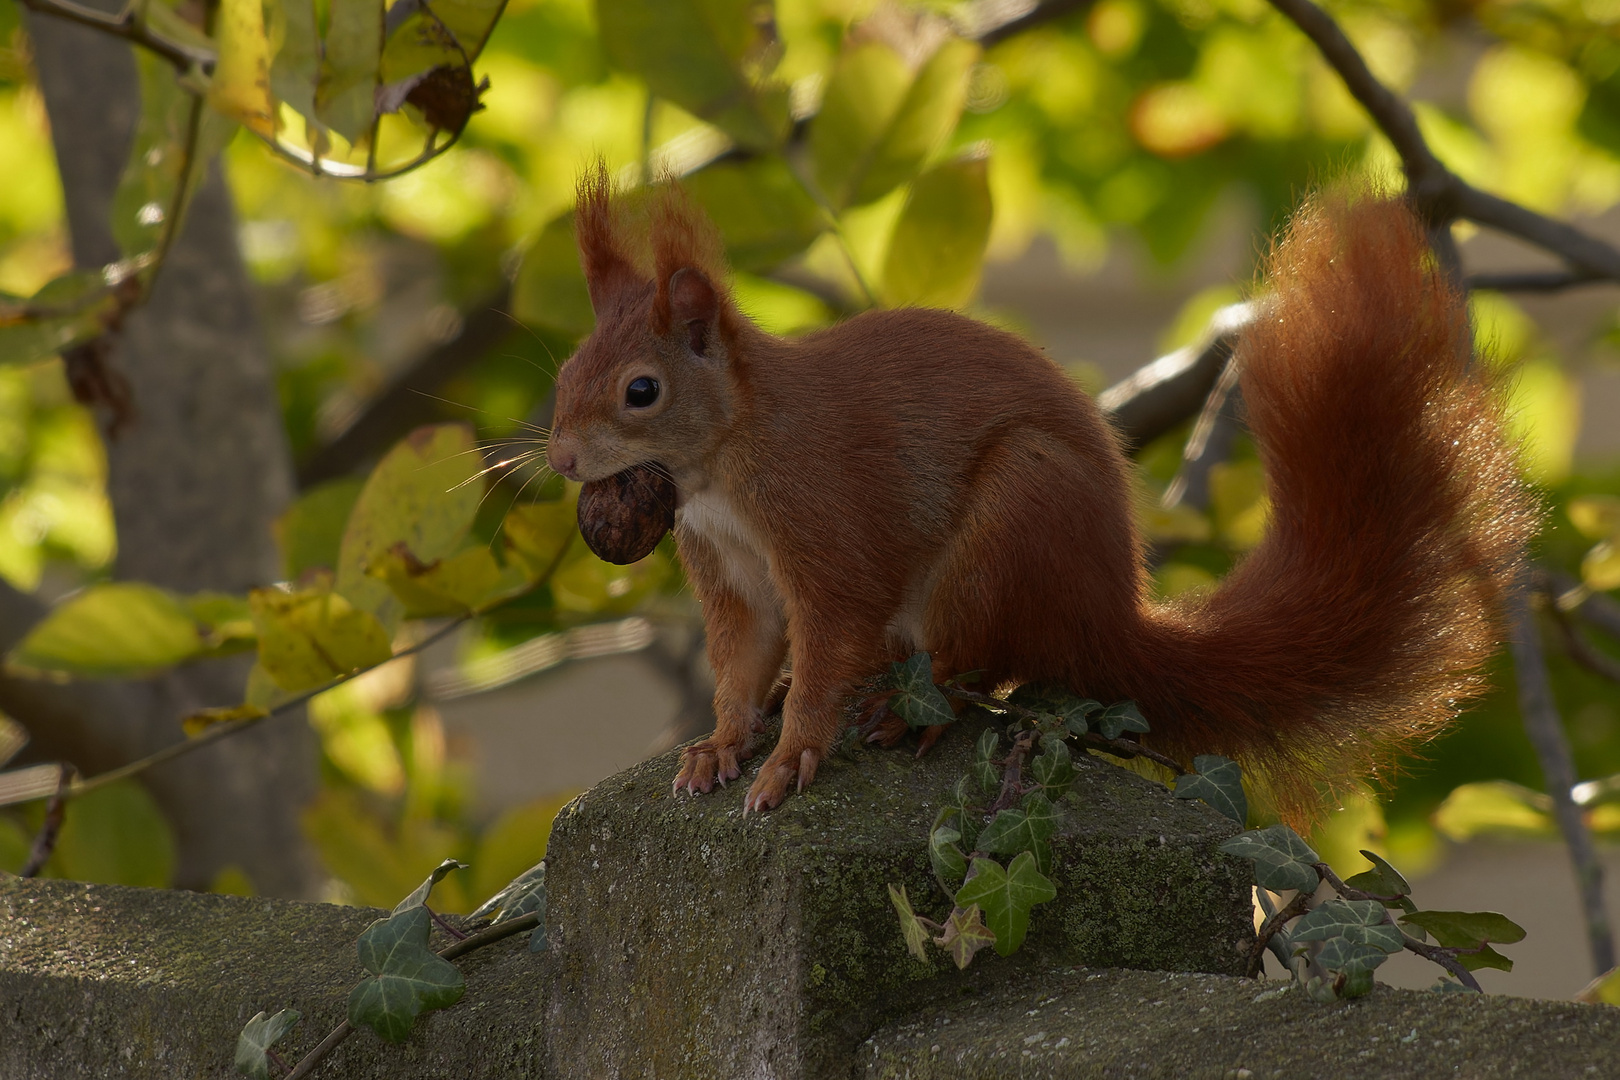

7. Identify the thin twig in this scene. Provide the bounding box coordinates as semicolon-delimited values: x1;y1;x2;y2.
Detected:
1248;888;1310;978
17;0;213;72
1546;600;1620;685
1265;0;1620;282
1542;567;1620;643
19;765;73;877
283;1022;352;1080
1314;862;1399;905
1506;582;1617;976
1468;270;1607;294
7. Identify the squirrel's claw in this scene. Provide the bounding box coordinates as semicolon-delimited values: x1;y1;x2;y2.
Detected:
672;738;745;797
744;747;822;811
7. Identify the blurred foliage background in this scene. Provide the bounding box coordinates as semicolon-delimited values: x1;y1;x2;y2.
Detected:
0;0;1617;923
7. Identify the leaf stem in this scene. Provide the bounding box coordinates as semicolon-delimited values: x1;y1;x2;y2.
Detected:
938;685;1188;775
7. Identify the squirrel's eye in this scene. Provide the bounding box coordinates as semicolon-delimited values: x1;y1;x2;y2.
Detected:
625;377;660;409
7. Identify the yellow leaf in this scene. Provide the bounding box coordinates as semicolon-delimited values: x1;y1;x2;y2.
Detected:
1432;781;1556;842
1569;496;1620;541
181;703;268;737
1584;541;1620;593
211;0;277;136
249;586;394;693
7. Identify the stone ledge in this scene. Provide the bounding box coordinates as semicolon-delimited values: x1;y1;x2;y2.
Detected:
860;966;1620;1079
0;876;548;1079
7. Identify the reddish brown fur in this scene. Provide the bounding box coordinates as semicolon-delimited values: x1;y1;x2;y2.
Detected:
547;175;1536;818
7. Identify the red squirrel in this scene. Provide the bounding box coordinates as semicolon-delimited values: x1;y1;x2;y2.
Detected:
545;166;1536;818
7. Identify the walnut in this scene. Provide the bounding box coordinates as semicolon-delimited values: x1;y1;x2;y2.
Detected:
577;463;677;564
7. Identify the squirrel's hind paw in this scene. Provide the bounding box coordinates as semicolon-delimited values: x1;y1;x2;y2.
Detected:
743;748;821;813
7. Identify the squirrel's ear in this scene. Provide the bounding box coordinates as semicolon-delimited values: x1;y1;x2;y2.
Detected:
665;267;718;356
575;162;642;312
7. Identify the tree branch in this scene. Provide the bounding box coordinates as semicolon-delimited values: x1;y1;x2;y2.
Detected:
1097;304;1250;451
16;0;213;73
1468;270;1607;294
1506;580;1617;976
1265;0;1620;282
975;0;1099;47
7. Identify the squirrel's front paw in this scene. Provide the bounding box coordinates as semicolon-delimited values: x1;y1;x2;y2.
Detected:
743;748;822;813
673;738;749;795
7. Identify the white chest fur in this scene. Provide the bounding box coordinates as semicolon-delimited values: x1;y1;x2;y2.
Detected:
676;487;780;611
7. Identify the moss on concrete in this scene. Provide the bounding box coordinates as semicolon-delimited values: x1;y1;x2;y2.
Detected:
542;716;1252;1079
860;966;1620;1078
0;875;549;1078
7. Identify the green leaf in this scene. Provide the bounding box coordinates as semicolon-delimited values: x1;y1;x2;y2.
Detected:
377;6;483;136
1343;849;1411;901
512;212;594;338
881;154;991;309
6;583;204;679
1338;966;1375;998
811;36;977;210
267;0;320;126
888;882;931;962
210;0;277;135
1219;824;1321;894
502;498;577;579
954;853;1056;957
1007;683;1100;733
976;793;1059;857
683;157;823;271
928;807;967;892
0;273;109;368
935;903;996;970
348;905;467;1043
1094;700;1151;740
973;728;1001;793
336;423;486;634
1173;755;1247;826
50;779;176;888
470;860;546;925
234;1009;301;1080
1398;910;1527;950
1029;737;1075;794
1458;944;1514;972
316;0;385;142
1431;780;1556;841
394;857;467;914
249;585;394;692
367;542;525;618
1291;899;1405;957
597;0;788;151
887;651;955;728
275;478;365;580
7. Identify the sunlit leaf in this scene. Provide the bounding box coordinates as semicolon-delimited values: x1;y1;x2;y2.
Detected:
348;905;466;1042
181;702;268;738
0;272;114;368
1582;540;1620;593
512;212;594;338
249;585;394;692
954;852;1056;957
317;0;385;142
502;498;577;579
6;582;204;679
367;541;525;618
683;157;823;271
276;478;365;580
335;423;485;634
597;0;788;151
811;36;977;210
1569;496;1620;541
1432;780;1556;841
211;0;277;135
234;1009;301;1080
881;153;991;308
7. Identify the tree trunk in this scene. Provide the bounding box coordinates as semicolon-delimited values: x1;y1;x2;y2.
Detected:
5;8;322;898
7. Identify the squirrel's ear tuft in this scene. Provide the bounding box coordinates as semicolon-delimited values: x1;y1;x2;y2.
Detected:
575;160;643;311
650;181;730;345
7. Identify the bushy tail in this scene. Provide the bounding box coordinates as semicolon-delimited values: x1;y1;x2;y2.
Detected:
1128;196;1538;820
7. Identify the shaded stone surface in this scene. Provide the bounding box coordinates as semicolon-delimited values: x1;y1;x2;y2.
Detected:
541;718;1254;1080
860;966;1620;1079
0;876;547;1078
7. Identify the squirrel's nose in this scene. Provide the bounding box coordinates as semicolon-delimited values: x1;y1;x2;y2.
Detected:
547;435;581;480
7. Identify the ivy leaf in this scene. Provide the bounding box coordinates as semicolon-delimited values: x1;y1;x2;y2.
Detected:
973;728;1001;792
1457;944;1515;972
1173;755;1247;825
1398;910;1527;950
1030;737;1076;794
977;793;1059;857
888;883;932;963
470;861;546;925
348;906;467;1043
394;858;467;915
935;903;996;970
887;652;955;728
1338;967;1376;999
949;776;983;850
1343;849;1411;901
1291;899;1405;973
1219;825;1321;894
954;853;1057;957
234;1008;300;1080
1094;700;1151;740
928;808;968;893
6;583;204;679
1006;683;1101;732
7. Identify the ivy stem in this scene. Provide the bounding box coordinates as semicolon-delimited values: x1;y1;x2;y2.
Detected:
1248;889;1311;978
937;685;1189;775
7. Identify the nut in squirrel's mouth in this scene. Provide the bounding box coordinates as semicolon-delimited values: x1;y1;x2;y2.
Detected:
576;461;677;565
